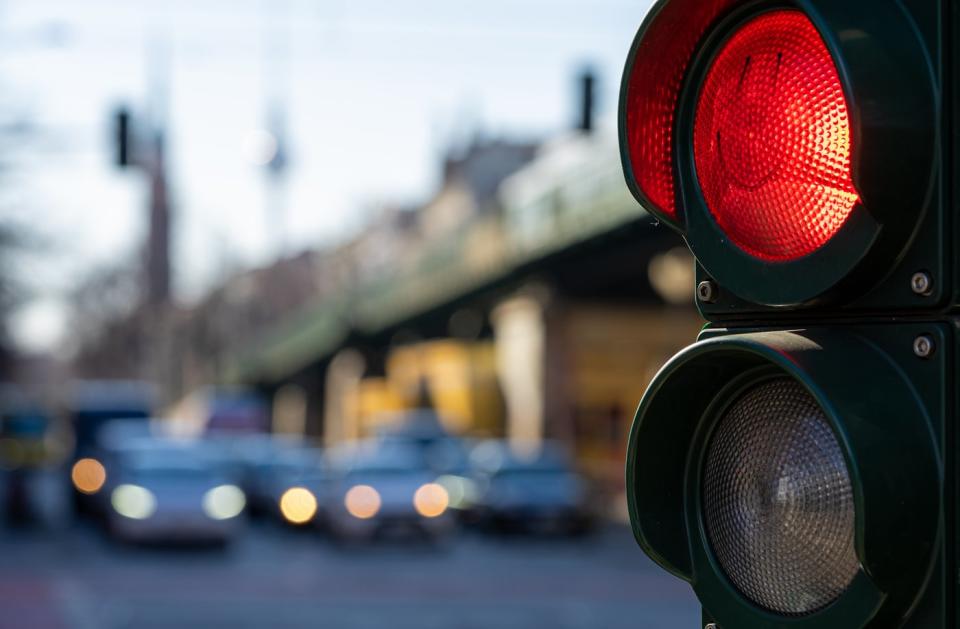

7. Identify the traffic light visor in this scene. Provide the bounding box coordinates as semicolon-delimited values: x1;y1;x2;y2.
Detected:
620;0;741;225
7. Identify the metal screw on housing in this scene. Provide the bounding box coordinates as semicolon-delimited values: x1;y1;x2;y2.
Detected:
704;624;718;629
697;280;718;303
913;335;935;359
910;271;933;296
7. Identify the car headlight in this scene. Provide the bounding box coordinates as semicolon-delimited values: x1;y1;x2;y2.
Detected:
435;475;478;509
111;484;157;520
344;485;381;519
279;487;317;524
413;483;449;518
203;484;246;520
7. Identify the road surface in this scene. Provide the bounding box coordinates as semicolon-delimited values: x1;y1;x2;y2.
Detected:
0;520;699;629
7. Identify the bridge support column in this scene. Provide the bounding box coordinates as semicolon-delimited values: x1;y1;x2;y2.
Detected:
323;349;366;447
491;293;549;450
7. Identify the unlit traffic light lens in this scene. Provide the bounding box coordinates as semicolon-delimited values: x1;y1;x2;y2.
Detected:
702;378;859;615
693;10;858;261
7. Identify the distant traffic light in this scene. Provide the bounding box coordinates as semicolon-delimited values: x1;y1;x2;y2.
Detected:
577;68;596;134
113;106;132;168
620;1;948;627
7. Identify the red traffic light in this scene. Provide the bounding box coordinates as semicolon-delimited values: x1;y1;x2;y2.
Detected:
693;10;858;262
620;0;936;306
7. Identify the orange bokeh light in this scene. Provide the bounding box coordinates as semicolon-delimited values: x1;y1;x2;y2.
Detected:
71;458;107;495
413;483;449;518
344;485;381;519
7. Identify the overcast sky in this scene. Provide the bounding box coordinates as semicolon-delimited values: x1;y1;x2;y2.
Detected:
0;0;655;352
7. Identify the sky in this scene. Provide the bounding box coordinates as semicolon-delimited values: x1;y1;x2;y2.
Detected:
0;0;655;352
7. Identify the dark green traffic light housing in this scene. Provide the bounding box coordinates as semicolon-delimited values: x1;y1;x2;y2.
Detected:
627;326;944;627
619;0;953;626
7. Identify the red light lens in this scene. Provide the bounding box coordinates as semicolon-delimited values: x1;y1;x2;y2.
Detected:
693;10;859;262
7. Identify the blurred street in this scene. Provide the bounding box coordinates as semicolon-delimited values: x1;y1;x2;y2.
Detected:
0;2;704;627
0;521;696;629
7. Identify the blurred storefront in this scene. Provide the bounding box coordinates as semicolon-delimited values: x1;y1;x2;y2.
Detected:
323;340;503;442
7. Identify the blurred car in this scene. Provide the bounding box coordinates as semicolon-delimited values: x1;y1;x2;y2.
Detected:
377;410;470;473
471;441;594;535
65;380;154;515
70;419;159;519
168;386;271;437
376;412;480;521
326;443;455;542
224;433;308;517
67;380;155;460
103;440;246;544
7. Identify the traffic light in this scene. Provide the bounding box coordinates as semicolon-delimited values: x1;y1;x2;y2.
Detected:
619;1;951;627
113;106;133;169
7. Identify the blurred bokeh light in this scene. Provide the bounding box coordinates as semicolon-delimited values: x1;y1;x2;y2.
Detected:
279;486;318;524
344;484;381;520
70;457;106;494
413;482;449;518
